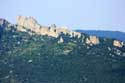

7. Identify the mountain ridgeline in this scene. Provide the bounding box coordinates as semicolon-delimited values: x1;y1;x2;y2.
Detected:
0;16;125;83
76;30;125;41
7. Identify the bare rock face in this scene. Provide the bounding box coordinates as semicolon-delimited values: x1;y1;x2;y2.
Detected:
86;36;100;45
17;16;41;29
16;16;82;39
16;16;59;37
113;40;123;47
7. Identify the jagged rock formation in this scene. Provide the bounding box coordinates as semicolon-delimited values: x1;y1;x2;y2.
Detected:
86;36;100;45
16;16;82;38
113;40;123;47
10;16;125;47
1;16;124;47
16;16;41;29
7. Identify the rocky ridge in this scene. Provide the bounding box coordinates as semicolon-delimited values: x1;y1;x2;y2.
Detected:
16;16;81;38
0;16;124;47
16;16;100;45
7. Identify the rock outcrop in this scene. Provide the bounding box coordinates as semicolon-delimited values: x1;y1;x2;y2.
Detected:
16;16;41;30
16;16;82;38
113;40;123;47
14;16;125;47
1;16;125;49
86;36;100;45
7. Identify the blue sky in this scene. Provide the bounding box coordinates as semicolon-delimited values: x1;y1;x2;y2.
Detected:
1;0;125;32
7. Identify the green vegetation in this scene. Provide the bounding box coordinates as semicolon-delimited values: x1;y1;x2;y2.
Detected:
0;26;125;83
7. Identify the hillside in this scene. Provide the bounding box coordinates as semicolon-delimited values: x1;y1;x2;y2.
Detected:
76;30;125;41
0;16;125;83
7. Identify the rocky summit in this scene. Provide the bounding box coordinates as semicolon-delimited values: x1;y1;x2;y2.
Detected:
14;16;124;47
16;16;81;38
0;16;125;83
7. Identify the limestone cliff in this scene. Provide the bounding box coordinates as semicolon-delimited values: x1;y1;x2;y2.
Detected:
16;16;82;38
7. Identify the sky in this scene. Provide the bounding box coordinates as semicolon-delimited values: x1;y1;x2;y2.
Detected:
0;0;125;32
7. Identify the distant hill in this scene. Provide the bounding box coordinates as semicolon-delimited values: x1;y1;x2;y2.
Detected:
76;30;125;41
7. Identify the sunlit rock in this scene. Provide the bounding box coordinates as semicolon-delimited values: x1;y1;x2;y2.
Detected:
113;40;123;47
17;16;41;30
16;16;84;42
86;36;100;45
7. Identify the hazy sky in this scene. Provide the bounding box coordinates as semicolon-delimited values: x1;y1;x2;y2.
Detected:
1;0;125;32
